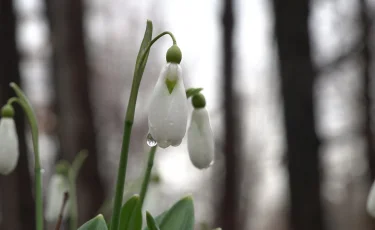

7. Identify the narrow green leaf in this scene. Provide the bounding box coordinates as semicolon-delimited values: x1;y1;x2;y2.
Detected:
146;211;160;230
186;88;203;98
134;20;153;82
159;196;195;230
119;195;142;230
71;149;88;178
143;211;167;230
78;214;108;230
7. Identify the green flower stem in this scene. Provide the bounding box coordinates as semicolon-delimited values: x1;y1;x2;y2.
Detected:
139;146;157;207
8;83;43;230
110;24;177;230
69;150;88;230
125;31;177;121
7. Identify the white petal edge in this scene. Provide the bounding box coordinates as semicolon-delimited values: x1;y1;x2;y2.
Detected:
148;63;188;148
367;180;375;217
45;174;70;222
187;108;214;169
0;118;19;175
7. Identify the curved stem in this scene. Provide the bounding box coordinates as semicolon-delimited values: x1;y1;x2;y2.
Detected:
110;22;177;230
8;83;43;230
69;150;88;230
139;146;157;207
125;31;177;122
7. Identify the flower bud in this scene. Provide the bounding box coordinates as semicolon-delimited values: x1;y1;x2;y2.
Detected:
192;93;206;109
187;108;214;169
0;105;19;175
166;45;182;64
45;174;70;222
148;63;188;148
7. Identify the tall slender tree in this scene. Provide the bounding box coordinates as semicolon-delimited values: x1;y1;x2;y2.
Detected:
272;0;325;229
44;0;105;224
217;0;242;229
360;0;375;181
0;0;35;229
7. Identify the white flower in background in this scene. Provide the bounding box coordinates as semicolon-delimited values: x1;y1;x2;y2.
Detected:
367;180;375;217
187;94;214;169
0;104;19;175
148;45;188;148
45;174;70;222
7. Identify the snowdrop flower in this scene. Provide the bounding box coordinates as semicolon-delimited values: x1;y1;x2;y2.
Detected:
148;45;188;148
367;179;375;217
45;173;70;222
0;104;19;175
187;94;214;169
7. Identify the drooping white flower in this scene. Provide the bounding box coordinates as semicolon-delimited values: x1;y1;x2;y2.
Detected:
148;62;188;148
367;180;375;217
187;108;214;169
0;116;19;175
45;174;70;222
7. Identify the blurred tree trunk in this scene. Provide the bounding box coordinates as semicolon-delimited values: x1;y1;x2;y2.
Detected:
360;0;375;182
44;0;105;225
216;0;241;229
360;0;375;228
0;1;36;229
272;0;325;230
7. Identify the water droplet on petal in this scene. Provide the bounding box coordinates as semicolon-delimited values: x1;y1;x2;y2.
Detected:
146;133;157;147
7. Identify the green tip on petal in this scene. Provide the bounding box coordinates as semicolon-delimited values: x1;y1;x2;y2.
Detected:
166;45;182;64
1;104;15;118
165;78;177;94
55;160;71;176
192;93;206;109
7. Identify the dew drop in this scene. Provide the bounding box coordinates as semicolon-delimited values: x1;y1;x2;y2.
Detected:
146;133;157;147
40;168;45;174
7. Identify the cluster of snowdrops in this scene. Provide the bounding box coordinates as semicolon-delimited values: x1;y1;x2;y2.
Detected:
0;21;221;230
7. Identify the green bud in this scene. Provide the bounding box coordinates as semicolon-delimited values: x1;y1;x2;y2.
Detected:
166;45;182;64
192;93;206;109
1;104;15;118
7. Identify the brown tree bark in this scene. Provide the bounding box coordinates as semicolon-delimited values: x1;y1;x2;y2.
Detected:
217;0;242;229
272;0;325;230
360;0;375;182
44;0;105;225
0;0;36;229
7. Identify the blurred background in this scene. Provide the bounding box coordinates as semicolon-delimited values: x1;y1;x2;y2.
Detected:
0;0;374;229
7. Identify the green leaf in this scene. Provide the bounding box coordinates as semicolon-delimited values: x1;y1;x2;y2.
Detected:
144;196;194;230
78;214;108;230
146;211;160;230
159;196;194;230
146;196;195;230
143;211;167;230
186;88;203;98
119;195;142;230
134;20;153;83
71;149;88;178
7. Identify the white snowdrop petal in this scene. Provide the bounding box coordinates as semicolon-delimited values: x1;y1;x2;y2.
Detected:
148;63;188;148
187;109;214;169
0;118;19;175
45;174;70;222
367;180;375;217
